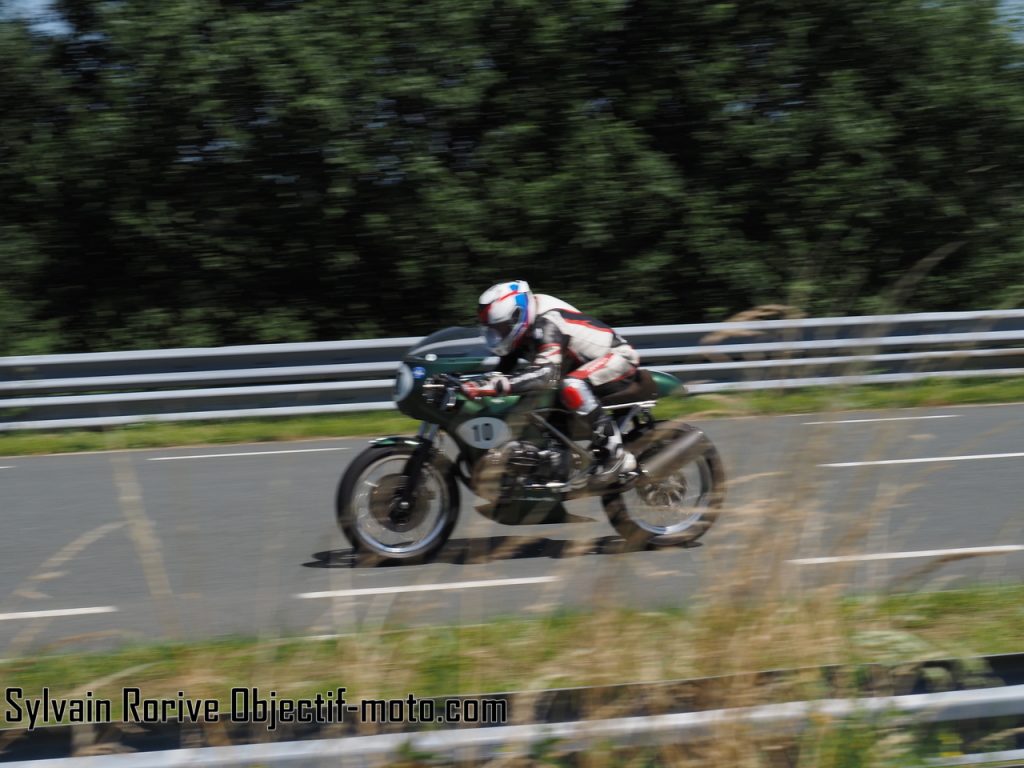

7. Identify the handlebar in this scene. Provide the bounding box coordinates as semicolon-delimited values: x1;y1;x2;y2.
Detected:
423;373;469;411
422;373;463;389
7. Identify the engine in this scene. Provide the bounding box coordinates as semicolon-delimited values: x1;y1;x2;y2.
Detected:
471;440;569;503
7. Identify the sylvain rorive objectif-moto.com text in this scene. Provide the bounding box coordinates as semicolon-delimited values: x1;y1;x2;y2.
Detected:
4;687;508;731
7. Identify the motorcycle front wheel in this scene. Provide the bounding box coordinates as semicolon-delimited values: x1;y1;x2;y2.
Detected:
602;424;726;549
336;444;460;564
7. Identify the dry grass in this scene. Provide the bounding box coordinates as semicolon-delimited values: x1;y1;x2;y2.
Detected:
3;305;1023;766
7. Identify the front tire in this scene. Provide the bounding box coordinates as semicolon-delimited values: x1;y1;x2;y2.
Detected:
336;444;460;564
602;424;726;549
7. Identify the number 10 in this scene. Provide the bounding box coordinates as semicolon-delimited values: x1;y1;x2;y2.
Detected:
472;422;494;443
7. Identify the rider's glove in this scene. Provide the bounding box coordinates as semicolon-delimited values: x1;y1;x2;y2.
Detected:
460;381;491;400
461;375;510;400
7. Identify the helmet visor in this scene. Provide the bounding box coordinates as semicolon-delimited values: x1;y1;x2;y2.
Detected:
483;326;503;351
480;302;525;355
482;314;521;354
487;318;515;338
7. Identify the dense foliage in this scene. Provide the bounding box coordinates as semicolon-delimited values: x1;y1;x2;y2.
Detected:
1;0;1023;354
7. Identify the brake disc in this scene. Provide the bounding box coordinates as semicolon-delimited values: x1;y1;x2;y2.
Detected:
637;477;689;508
368;476;431;532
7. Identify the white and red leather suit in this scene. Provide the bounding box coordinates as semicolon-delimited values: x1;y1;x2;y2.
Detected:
490;294;640;418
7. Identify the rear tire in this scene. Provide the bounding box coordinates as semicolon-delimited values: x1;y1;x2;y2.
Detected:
336;444;460;565
602;424;726;550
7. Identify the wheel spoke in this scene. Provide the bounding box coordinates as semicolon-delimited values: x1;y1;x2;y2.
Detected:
349;456;450;556
627;457;711;535
604;426;724;545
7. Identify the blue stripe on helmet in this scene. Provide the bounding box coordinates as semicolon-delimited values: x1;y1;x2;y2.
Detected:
513;291;530;339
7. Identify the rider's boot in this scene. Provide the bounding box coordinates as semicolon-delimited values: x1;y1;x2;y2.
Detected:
589;412;637;482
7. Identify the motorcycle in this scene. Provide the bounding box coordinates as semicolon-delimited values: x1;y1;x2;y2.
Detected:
336;327;726;563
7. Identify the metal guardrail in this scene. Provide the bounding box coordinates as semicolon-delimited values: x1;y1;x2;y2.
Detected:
2;309;1023;431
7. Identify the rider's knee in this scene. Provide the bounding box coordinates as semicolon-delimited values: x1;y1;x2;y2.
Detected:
559;378;598;416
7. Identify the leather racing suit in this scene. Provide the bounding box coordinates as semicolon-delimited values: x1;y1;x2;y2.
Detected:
491;294;640;434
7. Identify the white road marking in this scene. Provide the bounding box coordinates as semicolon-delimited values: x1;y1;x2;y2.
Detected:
0;466;12;470
298;576;559;600
148;447;351;461
0;606;118;621
790;545;1024;565
804;415;960;425
821;452;1024;468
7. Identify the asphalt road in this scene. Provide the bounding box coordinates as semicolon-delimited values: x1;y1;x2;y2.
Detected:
1;403;1022;655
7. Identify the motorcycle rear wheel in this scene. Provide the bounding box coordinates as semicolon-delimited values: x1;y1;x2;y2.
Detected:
336;444;460;565
602;424;725;549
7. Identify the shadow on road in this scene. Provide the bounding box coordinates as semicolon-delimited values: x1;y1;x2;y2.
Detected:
304;533;702;568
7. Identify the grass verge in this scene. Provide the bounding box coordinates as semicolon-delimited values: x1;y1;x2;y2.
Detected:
2;584;1022;725
2;376;1023;458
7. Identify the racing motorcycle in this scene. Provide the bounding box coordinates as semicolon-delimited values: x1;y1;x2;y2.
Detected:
336;328;726;563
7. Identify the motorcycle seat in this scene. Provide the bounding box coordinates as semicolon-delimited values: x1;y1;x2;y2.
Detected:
596;369;659;406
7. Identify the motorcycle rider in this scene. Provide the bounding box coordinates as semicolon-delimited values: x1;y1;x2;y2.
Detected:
462;280;639;481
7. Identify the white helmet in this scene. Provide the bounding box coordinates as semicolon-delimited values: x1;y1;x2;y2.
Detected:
477;280;537;355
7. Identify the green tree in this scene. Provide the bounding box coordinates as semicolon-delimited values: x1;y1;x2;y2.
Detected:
0;0;1021;354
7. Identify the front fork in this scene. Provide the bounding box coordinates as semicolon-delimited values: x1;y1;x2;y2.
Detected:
394;423;440;516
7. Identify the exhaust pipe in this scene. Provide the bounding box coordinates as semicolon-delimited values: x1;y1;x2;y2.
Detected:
640;428;708;482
